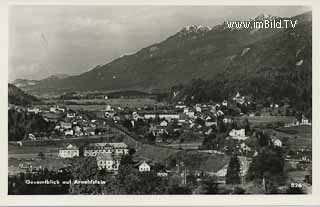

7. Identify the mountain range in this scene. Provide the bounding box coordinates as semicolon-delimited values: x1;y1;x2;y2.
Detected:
12;12;312;108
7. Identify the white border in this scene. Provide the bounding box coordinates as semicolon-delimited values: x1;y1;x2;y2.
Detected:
1;0;320;206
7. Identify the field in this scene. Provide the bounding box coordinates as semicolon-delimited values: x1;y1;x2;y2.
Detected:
42;98;166;109
274;125;312;150
238;115;295;127
159;142;203;150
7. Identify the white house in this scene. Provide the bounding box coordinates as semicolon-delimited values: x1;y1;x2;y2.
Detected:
159;114;180;120
216;110;224;117
96;153;120;171
27;107;41;114
139;161;151;172
59;144;79;158
195;106;202;112
67;113;76;118
160;120;169;127
240;142;252;152
205;121;217;127
223;117;233;123
28;133;36;140
187;111;195;118
301;115;311;125
229;129;248;141
222;100;228;107
64;129;74;136
272;138;282;147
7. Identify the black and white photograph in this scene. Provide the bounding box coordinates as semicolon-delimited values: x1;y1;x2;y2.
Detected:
7;4;313;196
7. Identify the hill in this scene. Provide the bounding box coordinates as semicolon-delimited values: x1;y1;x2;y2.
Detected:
8;84;40;106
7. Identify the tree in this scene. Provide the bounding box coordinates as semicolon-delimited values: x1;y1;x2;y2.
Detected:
69;157;105;194
247;147;285;184
226;155;241;185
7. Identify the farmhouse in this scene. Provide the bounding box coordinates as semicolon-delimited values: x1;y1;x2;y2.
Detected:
160;120;169;127
59;144;79;158
138;161;151;172
96;153;121;171
272;138;282;148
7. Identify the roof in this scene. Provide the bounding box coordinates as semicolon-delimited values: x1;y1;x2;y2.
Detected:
96;153;113;160
60;143;78;150
85;142;128;150
96;152;121;161
108;142;128;149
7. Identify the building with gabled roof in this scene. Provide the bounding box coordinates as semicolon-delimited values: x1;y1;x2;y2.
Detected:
59;144;79;158
96;153;121;171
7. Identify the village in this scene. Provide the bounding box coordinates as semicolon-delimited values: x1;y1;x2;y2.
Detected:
8;91;312;194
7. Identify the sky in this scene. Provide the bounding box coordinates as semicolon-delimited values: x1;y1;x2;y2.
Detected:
9;5;310;81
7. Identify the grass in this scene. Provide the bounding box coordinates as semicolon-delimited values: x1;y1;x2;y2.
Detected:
9;157;71;171
135;143;181;162
238;115;295;127
274;125;312;150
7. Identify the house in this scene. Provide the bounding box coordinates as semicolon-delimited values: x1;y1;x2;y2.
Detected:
229;129;248;141
240;142;252;152
139;161;151;172
159;113;180;120
96;153;121;171
195;106;202;112
301;115;311;125
105;104;112;111
222;100;228;107
272;138;282;148
223;117;233;124
59;144;79;158
149;124;167;136
65;129;74;136
160;120;169;127
50;105;65;113
28;133;36;141
27;107;41;114
83;127;95;136
157;171;169;177
105;111;115;118
186;111;195;118
175;104;186;109
108;143;130;155
216;110;224;117
67;112;76;118
205;121;217;127
144;113;156;119
84;142;129;157
233;92;245;105
132;112;142;121
60;122;72;130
